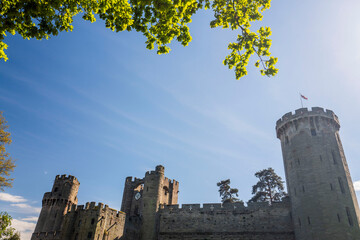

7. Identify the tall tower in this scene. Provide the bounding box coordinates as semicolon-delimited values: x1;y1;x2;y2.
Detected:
32;175;79;239
121;165;179;240
276;107;360;240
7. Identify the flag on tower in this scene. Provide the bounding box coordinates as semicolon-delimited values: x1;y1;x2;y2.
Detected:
300;94;308;100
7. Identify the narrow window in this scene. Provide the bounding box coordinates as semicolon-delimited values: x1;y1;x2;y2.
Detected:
337;213;341;222
78;220;81;227
285;136;289;144
302;185;305;192
311;129;316;136
297;158;300;165
330;183;333;191
338;177;345;194
307;216;311;225
332;150;337;164
54;187;58;192
346;207;353;226
298;218;302;227
319;155;322;162
310;117;315;128
147;187;149;192
91;218;95;225
315;116;320;129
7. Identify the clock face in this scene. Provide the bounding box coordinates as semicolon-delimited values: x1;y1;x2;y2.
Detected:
135;192;141;200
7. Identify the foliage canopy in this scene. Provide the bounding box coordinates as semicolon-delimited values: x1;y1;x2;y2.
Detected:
0;212;20;240
0;112;15;191
249;167;286;204
0;0;278;79
217;179;241;203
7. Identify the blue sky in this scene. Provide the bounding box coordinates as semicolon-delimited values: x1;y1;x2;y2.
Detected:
1;0;360;239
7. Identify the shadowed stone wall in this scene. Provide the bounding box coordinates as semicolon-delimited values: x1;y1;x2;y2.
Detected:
157;200;294;240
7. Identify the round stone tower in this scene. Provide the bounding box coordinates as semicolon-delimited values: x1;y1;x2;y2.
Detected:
140;165;165;240
276;107;360;240
32;175;79;237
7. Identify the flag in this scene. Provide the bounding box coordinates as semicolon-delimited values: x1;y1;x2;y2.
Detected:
300;94;308;100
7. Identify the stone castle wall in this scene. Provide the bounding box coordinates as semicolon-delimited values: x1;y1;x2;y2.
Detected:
157;200;294;240
61;202;126;240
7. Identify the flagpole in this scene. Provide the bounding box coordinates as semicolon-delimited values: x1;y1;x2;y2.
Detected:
299;93;303;108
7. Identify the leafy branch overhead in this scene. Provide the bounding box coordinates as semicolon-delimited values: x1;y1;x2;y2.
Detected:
0;0;277;79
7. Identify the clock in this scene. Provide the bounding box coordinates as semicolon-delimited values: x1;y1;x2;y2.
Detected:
134;192;141;200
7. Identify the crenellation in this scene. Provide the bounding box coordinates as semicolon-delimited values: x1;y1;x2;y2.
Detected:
276;107;341;138
169;179;178;185
159;201;288;215
55;174;77;181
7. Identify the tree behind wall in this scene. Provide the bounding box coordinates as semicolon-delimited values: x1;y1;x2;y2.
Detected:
249;168;286;204
0;112;15;191
217;179;242;204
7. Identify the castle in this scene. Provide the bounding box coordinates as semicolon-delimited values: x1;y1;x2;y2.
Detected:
31;107;360;240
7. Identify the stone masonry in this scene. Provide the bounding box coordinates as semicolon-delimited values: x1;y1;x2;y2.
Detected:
32;107;360;240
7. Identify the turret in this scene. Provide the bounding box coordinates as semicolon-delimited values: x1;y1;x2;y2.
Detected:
276;107;360;239
31;175;80;239
121;165;179;240
140;165;165;240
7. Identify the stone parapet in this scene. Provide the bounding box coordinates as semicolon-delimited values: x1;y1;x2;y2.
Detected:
160;199;290;214
276;107;340;138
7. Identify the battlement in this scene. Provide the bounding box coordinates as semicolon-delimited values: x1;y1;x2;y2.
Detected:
126;176;144;185
164;177;179;185
160;199;290;214
54;174;79;184
55;174;77;181
68;202;125;217
145;165;165;176
276;107;340;138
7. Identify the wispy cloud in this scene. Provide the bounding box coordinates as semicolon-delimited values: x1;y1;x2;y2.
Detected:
10;204;41;213
0;193;41;215
21;217;38;222
0;193;27;203
12;219;36;240
354;180;360;191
